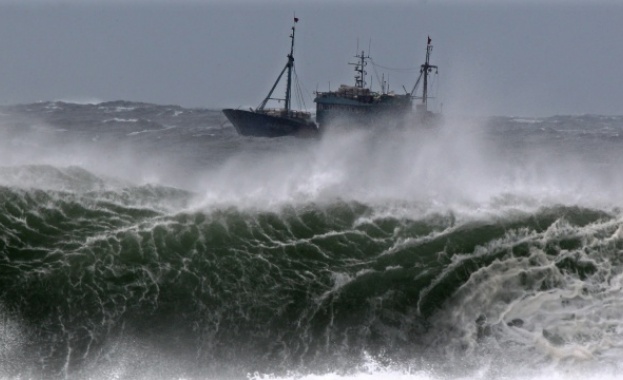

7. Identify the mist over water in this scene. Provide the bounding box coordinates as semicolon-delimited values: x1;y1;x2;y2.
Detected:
1;103;620;212
1;102;623;380
197;113;623;216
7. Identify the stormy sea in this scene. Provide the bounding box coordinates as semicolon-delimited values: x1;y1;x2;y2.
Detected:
1;101;623;380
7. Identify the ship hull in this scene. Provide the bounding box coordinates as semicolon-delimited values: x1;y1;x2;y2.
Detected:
314;94;412;130
223;109;319;138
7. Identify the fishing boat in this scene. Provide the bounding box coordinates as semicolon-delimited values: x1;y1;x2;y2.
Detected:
314;36;440;130
222;18;319;138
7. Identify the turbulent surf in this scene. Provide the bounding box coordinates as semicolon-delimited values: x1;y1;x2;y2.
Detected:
1;102;623;380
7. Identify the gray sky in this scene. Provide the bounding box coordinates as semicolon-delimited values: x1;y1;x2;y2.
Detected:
0;0;620;117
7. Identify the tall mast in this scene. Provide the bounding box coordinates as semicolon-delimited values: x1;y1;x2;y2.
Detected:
421;36;438;109
285;18;297;112
350;50;369;89
257;17;298;112
409;35;438;107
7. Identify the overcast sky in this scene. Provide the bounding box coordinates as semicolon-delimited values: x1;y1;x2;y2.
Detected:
0;0;620;117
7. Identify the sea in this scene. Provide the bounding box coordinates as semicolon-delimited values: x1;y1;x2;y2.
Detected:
1;101;623;380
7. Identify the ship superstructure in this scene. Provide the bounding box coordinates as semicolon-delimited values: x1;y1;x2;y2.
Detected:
314;36;440;130
314;49;411;130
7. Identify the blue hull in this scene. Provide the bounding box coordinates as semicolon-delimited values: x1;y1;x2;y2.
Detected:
223;109;319;138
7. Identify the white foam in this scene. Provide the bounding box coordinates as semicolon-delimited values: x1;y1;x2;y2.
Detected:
104;118;139;123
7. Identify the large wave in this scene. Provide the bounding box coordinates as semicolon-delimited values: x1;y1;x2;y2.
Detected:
1;164;622;379
2;104;623;379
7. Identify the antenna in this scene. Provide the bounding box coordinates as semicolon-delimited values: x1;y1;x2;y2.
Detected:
368;38;372;91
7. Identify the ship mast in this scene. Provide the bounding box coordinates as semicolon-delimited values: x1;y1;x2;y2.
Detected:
410;36;438;111
350;50;369;89
284;19;296;112
257;17;298;112
421;36;437;109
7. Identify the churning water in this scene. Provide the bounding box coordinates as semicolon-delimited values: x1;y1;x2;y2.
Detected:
1;102;623;379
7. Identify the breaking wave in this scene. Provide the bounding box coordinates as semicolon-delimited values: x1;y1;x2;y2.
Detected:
1;164;623;379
